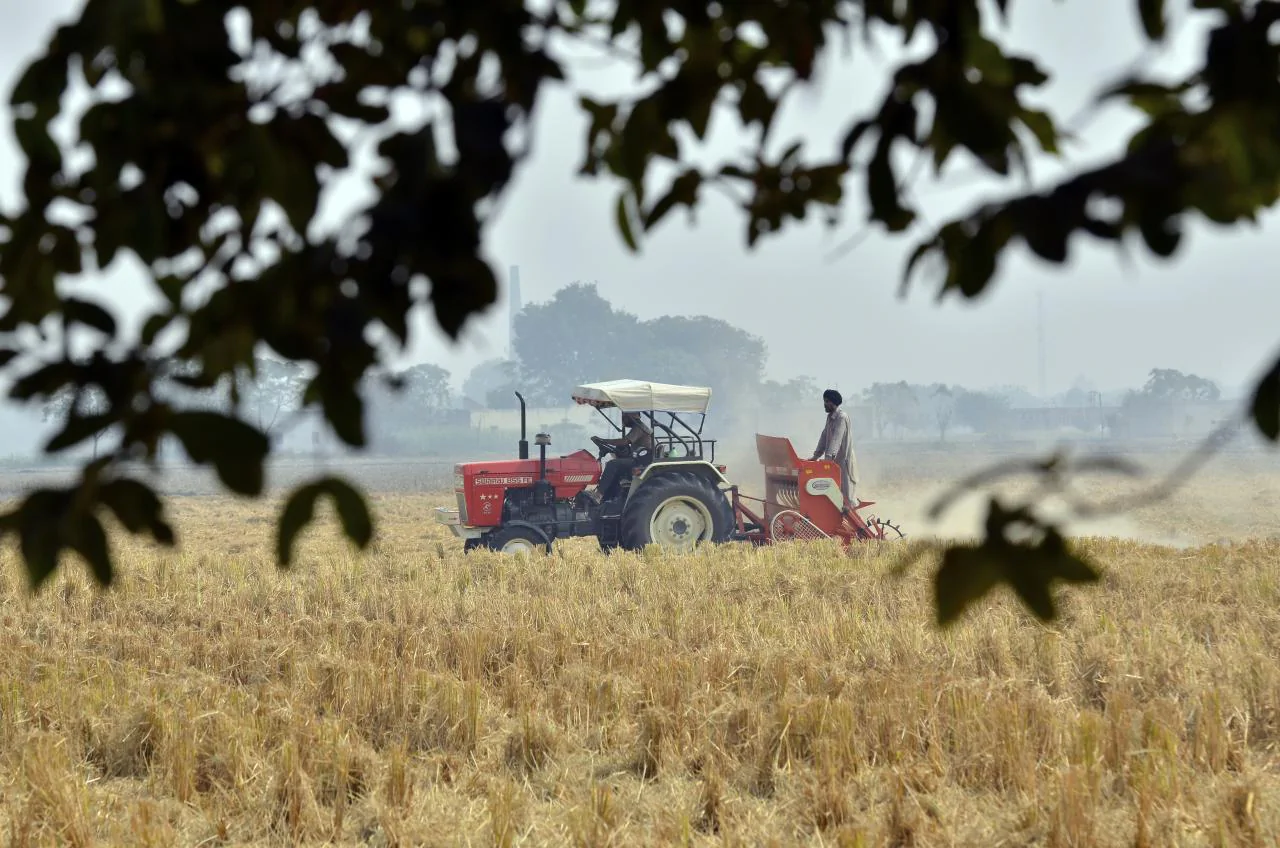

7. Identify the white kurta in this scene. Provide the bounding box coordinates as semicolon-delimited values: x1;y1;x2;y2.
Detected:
813;407;858;508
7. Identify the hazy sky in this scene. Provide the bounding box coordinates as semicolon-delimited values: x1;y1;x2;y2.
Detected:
2;1;1277;402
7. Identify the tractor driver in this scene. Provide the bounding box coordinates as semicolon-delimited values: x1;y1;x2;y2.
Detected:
587;412;654;502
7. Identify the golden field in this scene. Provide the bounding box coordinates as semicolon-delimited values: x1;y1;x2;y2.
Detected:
0;451;1278;846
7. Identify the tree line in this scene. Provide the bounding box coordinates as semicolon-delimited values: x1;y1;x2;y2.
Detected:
45;283;1227;458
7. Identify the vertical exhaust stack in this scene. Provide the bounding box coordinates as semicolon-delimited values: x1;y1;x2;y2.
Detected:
535;432;550;480
514;391;529;459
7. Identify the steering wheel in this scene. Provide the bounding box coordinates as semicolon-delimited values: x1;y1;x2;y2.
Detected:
590;435;620;459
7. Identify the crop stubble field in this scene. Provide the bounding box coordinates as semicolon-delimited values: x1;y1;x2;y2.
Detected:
0;445;1278;846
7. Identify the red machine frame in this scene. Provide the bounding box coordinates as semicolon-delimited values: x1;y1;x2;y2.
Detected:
729;434;903;546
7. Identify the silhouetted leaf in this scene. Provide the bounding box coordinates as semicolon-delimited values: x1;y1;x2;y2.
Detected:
427;256;499;342
169;411;269;495
10;362;75;402
1252;355;1280;441
311;82;392;124
1021;199;1070;262
328;478;374;551
11;490;71;589
1138;209;1181;257
934;499;1101;624
616;191;638;251
45;411;114;453
1019;109;1059;154
737;77;778;132
277;476;374;566
140;312;172;346
866;141;915;231
1098;79;1193;115
935;545;1002;626
308;374;365;448
9;48;69;111
277;481;324;567
69;511;112;585
1138;0;1167;41
63;297;117;335
643;169;702;229
99;478;175;545
1004;559;1057;620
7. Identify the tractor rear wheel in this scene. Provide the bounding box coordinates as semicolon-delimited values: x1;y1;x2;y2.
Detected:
483;525;550;555
619;472;734;553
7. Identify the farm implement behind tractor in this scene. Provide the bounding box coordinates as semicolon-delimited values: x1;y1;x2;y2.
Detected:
436;379;904;554
728;435;904;545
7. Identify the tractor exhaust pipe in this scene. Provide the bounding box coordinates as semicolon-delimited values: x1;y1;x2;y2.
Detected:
535;433;550;480
514;391;528;459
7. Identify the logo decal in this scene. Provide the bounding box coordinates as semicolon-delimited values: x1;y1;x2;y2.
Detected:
476;476;534;485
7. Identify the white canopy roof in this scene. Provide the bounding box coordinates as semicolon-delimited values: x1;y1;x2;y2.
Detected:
571;379;712;414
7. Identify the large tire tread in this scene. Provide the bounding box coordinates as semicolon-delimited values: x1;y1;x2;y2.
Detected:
619;471;733;551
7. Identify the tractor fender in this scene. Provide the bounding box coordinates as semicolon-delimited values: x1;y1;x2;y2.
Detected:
497;520;554;551
632;460;731;491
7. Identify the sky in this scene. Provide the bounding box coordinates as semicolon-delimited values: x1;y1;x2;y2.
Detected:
2;0;1278;407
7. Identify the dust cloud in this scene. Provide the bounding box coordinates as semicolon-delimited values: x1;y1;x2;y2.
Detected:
711;406;1278;549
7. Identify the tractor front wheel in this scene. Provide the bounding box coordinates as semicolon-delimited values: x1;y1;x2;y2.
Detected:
620;472;734;553
482;525;550;555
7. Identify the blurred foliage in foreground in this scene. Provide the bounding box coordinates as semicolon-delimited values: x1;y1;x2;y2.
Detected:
2;0;1278;622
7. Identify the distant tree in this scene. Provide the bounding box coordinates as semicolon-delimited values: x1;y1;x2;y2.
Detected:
1111;368;1223;438
927;384;956;442
511;283;639;405
484;385;523;410
759;376;820;409
397;363;453;411
463;359;518;407
508;283;768;414
641;314;767;415
862;382;919;439
237;358;307;438
42;385;110;459
154;360;229;413
1140;369;1221;402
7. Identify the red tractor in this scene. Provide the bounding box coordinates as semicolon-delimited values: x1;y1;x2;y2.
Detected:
437;379;903;554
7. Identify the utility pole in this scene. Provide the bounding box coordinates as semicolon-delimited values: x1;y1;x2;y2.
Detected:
1037;291;1047;399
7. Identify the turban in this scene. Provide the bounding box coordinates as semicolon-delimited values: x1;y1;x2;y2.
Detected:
823;389;842;406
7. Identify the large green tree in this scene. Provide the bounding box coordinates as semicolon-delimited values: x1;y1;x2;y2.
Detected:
508;283;768;413
509;283;639;405
3;0;1278;622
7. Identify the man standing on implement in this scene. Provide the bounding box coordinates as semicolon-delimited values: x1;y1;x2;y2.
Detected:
811;388;858;515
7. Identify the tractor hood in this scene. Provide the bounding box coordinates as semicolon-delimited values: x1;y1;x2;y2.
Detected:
454;450;599;489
